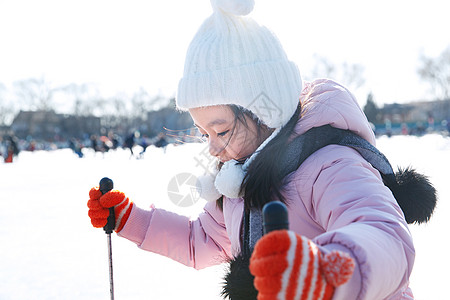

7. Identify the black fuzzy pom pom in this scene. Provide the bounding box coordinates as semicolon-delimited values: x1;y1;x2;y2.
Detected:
221;252;257;300
385;167;437;224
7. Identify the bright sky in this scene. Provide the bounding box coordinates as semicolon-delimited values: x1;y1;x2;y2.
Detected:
0;0;448;110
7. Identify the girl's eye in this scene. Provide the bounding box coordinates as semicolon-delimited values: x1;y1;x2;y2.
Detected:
200;130;228;141
218;130;229;137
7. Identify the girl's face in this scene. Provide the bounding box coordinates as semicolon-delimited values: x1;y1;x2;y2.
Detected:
189;105;267;163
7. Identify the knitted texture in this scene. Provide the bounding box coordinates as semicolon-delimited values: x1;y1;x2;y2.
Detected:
211;0;255;15
249;230;355;300
87;187;134;233
176;0;301;129
321;251;355;287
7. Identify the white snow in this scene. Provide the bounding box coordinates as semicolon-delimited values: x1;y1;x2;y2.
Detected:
0;135;449;299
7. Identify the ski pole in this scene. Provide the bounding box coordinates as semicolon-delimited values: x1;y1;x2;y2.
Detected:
100;177;115;300
262;201;289;234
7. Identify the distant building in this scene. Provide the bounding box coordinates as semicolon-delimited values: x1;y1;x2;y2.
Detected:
375;99;450;135
380;99;450;124
0;125;11;137
146;99;193;138
380;103;415;124
11;110;101;140
62;114;102;139
11;110;60;139
408;99;450;123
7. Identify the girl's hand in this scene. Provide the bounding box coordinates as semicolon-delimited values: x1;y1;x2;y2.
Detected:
87;187;134;233
249;230;355;300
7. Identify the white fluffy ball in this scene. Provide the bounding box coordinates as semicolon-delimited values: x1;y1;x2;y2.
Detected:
196;172;222;202
210;0;255;15
215;160;245;199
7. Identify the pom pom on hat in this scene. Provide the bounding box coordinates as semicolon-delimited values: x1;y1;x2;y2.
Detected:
211;0;255;15
177;0;302;129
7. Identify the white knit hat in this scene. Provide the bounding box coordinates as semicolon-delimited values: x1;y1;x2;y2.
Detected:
176;0;302;129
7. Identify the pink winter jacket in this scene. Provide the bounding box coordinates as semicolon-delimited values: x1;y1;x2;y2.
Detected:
118;79;415;300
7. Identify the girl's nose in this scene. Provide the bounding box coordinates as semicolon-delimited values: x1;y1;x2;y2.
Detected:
208;138;223;158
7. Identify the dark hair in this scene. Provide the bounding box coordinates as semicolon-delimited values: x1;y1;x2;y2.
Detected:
215;104;272;210
241;104;302;210
216;103;302;211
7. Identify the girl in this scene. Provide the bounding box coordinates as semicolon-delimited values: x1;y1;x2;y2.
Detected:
88;1;435;299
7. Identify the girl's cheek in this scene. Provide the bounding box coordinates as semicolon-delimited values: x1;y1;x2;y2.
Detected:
232;133;249;158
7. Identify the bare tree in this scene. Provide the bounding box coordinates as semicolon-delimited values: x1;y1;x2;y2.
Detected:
59;83;100;116
130;88;166;120
0;82;15;125
363;92;380;124
341;62;365;90
309;55;336;79
130;88;148;120
113;95;127;117
418;46;450;100
13;77;56;111
307;54;366;90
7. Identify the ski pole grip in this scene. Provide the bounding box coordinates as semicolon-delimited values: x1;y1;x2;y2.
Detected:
262;201;289;235
100;177;115;234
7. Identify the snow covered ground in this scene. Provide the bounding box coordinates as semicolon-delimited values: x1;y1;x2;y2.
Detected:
0;134;449;300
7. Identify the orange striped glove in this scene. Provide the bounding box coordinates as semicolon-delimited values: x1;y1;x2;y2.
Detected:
249;230;355;300
87;187;134;233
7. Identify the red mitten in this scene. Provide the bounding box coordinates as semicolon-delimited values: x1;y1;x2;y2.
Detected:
249;230;355;300
87;187;134;232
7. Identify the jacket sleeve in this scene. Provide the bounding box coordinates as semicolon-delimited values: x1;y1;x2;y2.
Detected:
117;201;232;270
298;145;414;300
